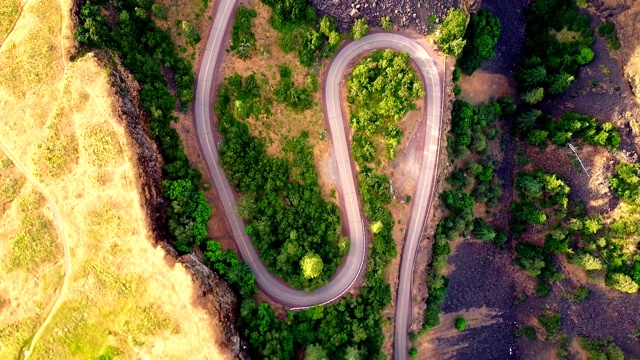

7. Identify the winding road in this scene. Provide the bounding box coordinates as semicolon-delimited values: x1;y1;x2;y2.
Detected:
194;2;443;358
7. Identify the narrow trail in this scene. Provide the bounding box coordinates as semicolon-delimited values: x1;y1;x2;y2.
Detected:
0;140;71;360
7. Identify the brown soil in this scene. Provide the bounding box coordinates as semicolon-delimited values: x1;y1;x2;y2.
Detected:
458;71;514;105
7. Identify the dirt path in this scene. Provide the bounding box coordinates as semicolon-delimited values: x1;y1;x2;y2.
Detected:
0;140;71;360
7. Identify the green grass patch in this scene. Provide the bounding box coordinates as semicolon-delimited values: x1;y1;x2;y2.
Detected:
82;125;122;167
6;191;60;272
0;0;20;42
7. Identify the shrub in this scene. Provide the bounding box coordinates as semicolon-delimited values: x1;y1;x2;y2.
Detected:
230;7;258;59
409;347;418;357
181;21;201;44
598;21;621;50
515;326;537;340
380;16;392;31
455;316;467;331
579;337;624;360
351;18;369;40
537;311;562;341
610;162;640;205
573;286;589;302
151;3;168;20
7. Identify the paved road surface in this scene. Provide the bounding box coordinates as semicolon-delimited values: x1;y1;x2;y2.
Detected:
194;1;443;356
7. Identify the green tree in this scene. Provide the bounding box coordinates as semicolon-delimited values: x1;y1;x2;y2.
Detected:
151;3;168;20
576;48;594;65
473;218;496;241
409;347;418;357
458;9;501;74
380;16;393;31
436;8;468;57
305;344;328;360
352;18;370;40
521;87;544;104
606;273;639;293
300;253;324;279
526;130;548;146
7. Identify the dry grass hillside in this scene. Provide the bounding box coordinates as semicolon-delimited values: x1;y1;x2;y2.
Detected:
0;0;231;359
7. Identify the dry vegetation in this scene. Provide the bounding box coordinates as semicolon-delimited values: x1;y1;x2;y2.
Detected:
0;0;231;358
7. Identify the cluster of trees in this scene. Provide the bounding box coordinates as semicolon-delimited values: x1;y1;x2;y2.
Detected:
226;72;270;120
598;21;621;50
610;162;640;205
516;0;594;103
76;0;209;255
274;64;314;111
448;97;514;159
217;79;344;290
262;0;341;67
203;240;257;298
458;9;501;75
230;7;258;59
347;49;425;160
436;8;468;57
514;110;621;150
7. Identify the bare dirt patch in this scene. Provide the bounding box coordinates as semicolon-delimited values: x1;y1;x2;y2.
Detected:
457;71;514;105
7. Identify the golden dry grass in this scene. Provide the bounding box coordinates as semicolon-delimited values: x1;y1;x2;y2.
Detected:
0;0;232;358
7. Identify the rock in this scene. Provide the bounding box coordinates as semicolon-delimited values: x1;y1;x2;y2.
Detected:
350;8;360;17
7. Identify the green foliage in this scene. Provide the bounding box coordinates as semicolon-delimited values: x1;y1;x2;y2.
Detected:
181;21;200;44
380;16;392;31
573;286;589;301
203;240;257;298
163;180;211;253
579;337;625;360
473;218;496;241
436;8;468;57
448;99;503;158
304;344;328;360
521;87;545;104
151;3;167;20
347;50;424;159
537;311;562;342
610;162;640;205
526;129;548;146
262;0;340;67
230;7;258;59
351;18;369;40
274;65;314;111
453;85;462;97
598;21;621;50
300;253;324;279
458;9;501;74
606;273;638;293
217;84;344;290
452;66;461;82
455;316;467;331
515;326;537;340
409;347;418;357
352;133;377;164
516;0;594;100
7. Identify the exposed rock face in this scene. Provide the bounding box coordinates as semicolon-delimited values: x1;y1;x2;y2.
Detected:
591;0;640;99
95;52;247;359
310;0;458;33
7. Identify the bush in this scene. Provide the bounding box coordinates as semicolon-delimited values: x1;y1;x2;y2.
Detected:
151;3;168;20
409;347;418;357
181;21;201;44
351;18;369;40
579;337;624;360
598;21;621;50
436;8;468;57
455;316;467;331
380;16;393;31
515;326;537;340
537;311;562;341
458;9;501;74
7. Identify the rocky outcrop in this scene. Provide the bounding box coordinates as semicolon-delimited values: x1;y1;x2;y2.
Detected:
95;51;247;359
591;0;640;99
